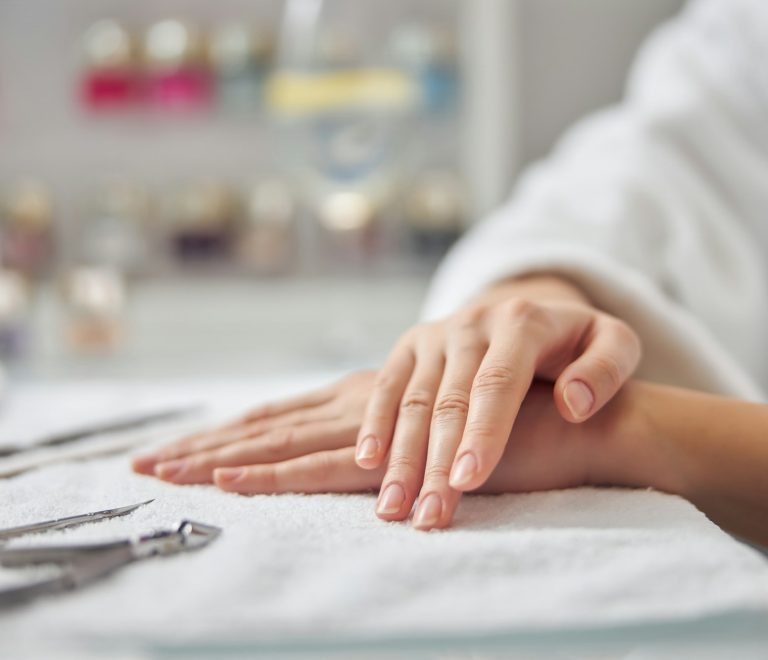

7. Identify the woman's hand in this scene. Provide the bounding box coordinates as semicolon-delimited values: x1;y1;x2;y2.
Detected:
356;276;641;529
132;370;380;489
133;378;595;503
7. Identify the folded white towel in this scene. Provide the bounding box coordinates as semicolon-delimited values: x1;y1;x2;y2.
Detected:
0;377;767;652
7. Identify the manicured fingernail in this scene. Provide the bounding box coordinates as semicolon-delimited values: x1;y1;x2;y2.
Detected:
215;467;245;483
132;453;159;472
449;452;477;488
564;380;595;419
376;483;406;515
413;493;442;529
154;460;185;480
355;435;379;462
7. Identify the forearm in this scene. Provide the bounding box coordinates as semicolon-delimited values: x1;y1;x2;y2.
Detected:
594;381;768;546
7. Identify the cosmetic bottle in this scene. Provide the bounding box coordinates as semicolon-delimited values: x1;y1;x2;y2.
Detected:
315;188;381;270
0;269;30;361
143;20;212;111
210;23;273;112
237;179;296;274
78;181;148;275
63;266;125;352
80;19;140;111
403;170;465;255
0;181;55;279
162;181;237;264
390;25;459;114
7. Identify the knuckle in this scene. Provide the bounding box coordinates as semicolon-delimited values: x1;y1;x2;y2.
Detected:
474;364;518;393
612;318;642;354
451;305;485;330
265;428;294;457
590;354;624;390
499;297;551;331
373;371;399;394
423;463;451;483
400;390;433;414
386;453;421;478
432;391;470;421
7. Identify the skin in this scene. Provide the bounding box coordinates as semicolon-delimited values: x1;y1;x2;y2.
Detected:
132;273;768;546
134;374;768;547
134;273;642;529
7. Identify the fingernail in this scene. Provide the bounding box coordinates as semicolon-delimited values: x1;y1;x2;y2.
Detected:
355;435;379;462
449;453;477;488
376;483;406;515
413;493;442;529
215;467;245;483
564;380;595;419
154;460;185;479
132;453;159;473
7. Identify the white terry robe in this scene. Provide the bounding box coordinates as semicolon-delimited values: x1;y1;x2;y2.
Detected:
422;0;768;401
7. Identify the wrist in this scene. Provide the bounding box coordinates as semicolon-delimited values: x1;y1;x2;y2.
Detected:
582;380;686;496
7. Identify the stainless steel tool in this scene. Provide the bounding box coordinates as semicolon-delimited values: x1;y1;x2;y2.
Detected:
0;519;221;607
0;405;203;458
0;499;154;542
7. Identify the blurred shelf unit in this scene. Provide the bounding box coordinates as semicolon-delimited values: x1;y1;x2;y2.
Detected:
0;1;478;361
0;3;470;276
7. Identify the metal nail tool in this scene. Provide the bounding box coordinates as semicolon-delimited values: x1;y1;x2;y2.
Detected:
0;500;221;607
0;405;203;458
0;499;154;542
0;520;221;607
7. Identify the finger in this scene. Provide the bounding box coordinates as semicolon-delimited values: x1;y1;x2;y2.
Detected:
554;316;641;422
237;385;336;424
355;343;415;469
132;406;338;475
376;345;444;521
214;446;385;494
449;319;540;492
153;419;357;484
413;331;486;530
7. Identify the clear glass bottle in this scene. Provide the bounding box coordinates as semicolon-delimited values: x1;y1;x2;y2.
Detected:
0;269;30;361
77;180;149;276
63;266;126;352
210;23;273;113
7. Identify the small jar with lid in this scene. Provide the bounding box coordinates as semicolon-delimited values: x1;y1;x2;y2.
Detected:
161;181;238;264
80;19;141;111
62;266;126;352
403;170;465;255
0;180;55;280
143;19;212;111
237;179;297;274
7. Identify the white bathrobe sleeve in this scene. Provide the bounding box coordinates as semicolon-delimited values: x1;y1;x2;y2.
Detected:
422;0;768;400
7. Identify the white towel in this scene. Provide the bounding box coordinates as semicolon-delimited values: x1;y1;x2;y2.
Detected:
0;377;767;654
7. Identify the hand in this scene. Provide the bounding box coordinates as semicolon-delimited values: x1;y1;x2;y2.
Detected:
132;371;382;489
133;377;594;501
355;278;641;529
